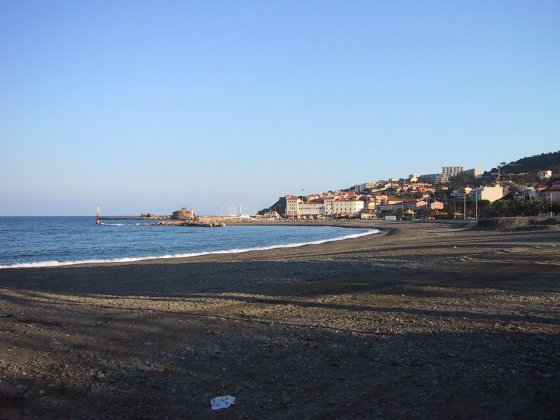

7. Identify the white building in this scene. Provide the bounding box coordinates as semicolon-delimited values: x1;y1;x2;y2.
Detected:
408;174;421;183
330;199;364;216
285;196;302;217
285;195;364;217
442;166;464;177
298;200;326;216
470;185;504;203
538;170;552;181
356;182;378;192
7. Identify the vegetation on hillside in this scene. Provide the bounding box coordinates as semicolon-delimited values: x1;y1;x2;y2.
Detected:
502;150;560;174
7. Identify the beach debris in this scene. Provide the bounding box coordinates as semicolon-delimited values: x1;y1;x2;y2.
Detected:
210;395;236;410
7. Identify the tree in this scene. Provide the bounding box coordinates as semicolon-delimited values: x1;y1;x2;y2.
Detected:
449;173;475;189
491;200;509;217
531;200;545;215
478;200;491;218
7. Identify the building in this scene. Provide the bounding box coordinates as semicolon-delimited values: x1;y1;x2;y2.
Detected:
540;183;560;203
285;196;302;217
405;182;435;193
512;187;539;201
414;200;428;210
407;174;421;183
298;200;326;217
171;208;195;220
442;166;464;177
430;201;444;210
419;174;450;184
360;211;377;220
285;195;364;217
470;185;504;203
538;170;553;181
327;198;364;216
463;168;483;178
355;182;378;192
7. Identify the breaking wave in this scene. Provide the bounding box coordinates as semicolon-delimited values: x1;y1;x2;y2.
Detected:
0;228;378;269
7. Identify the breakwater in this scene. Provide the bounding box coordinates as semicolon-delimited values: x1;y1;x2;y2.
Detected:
100;216;168;221
151;220;226;227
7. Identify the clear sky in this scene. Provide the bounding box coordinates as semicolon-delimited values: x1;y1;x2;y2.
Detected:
1;0;559;216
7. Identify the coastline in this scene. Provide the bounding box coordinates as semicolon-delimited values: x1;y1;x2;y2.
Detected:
0;222;379;269
1;221;559;418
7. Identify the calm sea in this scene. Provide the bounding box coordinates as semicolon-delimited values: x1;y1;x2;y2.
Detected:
0;217;377;268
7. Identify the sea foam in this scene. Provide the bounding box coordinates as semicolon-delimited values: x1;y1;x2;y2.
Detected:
0;228;378;269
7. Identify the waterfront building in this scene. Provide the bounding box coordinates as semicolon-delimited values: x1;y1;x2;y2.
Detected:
171;208;195;220
360;211;377;219
285;195;364;217
299;199;326;217
285;195;303;217
329;199;364;216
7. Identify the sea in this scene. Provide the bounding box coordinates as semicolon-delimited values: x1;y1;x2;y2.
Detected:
0;217;377;269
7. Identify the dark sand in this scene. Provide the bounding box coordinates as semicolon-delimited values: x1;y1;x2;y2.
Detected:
1;221;559;419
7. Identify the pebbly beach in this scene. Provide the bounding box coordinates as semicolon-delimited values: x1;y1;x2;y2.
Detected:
0;220;559;419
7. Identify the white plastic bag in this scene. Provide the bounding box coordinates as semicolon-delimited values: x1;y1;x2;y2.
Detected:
210;395;236;410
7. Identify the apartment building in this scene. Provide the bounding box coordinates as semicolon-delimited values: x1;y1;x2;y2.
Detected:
285;195;364;217
442;166;464;177
355;182;378;192
419;174;449;184
463;168;483;178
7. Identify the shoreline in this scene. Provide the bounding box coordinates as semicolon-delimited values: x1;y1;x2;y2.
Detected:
1;221;559;418
0;223;380;270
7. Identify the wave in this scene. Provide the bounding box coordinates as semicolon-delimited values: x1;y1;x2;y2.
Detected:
0;228;379;269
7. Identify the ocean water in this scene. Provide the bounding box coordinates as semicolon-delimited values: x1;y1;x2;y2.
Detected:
0;217;377;268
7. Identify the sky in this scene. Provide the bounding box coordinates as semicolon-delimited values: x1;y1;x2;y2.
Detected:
1;0;559;216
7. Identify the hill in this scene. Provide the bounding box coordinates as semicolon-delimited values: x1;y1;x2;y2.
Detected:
499;150;560;176
258;196;287;216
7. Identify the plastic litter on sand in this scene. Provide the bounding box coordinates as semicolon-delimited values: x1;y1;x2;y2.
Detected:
210;395;236;410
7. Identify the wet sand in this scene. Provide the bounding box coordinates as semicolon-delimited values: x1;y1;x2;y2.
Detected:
1;221;559;419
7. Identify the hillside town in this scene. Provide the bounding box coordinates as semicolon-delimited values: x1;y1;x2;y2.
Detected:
262;159;560;221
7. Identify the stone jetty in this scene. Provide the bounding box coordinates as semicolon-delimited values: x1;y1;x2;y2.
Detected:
151;219;226;228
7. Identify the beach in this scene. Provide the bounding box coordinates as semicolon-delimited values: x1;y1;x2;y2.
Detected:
1;220;559;419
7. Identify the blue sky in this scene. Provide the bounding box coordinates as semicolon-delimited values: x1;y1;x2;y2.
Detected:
1;0;559;215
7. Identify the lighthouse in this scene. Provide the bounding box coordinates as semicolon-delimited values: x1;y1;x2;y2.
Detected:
96;204;101;225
